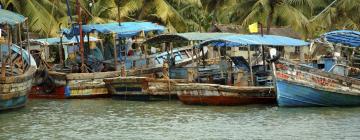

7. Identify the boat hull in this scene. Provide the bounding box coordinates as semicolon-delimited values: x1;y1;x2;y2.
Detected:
277;79;360;107
274;59;360;107
175;84;275;106
30;71;118;99
0;66;36;111
104;77;179;101
0;94;28;111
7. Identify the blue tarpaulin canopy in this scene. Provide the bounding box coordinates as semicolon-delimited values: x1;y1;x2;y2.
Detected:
198;34;309;48
63;22;165;38
143;32;236;44
323;30;360;47
0;9;26;25
30;36;100;45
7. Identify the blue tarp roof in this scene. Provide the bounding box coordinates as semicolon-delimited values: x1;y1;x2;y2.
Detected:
198;34;309;47
63;22;165;38
30;36;100;45
143;32;236;44
0;9;26;25
323;30;360;47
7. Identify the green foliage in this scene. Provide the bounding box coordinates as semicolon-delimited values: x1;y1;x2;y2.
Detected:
0;0;358;39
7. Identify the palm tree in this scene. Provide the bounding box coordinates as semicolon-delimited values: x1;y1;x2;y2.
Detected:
1;0;68;37
231;0;314;38
311;0;360;33
114;0;202;32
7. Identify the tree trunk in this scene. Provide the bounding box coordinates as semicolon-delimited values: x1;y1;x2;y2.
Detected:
266;0;276;34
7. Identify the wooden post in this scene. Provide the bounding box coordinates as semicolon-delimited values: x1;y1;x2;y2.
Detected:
121;61;126;77
162;43;166;52
300;46;305;63
77;0;86;73
144;44;149;68
59;35;64;67
7;25;12;76
248;45;254;86
190;41;194;67
170;42;173;76
163;60;169;79
18;24;24;73
227;58;232;85
99;39;104;54
219;47;223;78
113;33;118;71
189;41;195;82
26;19;31;66
196;47;200;82
1;25;10;78
262;45;266;71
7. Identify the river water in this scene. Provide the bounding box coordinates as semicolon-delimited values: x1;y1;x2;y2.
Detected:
1;99;360;140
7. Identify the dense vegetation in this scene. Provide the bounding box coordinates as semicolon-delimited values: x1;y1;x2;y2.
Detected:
0;0;359;39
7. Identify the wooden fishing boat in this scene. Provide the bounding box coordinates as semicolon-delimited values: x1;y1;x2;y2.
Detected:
104;77;182;101
175;83;274;105
30;70;120;99
0;9;36;110
275;30;360;107
28;35;118;99
29;1;166;99
175;34;308;106
275;59;360;107
104;33;234;101
0;45;36;110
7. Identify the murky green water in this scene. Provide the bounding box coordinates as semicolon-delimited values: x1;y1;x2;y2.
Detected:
1;99;360;140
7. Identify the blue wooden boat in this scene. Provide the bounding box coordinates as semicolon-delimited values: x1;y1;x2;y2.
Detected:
274;30;360;107
275;59;360;107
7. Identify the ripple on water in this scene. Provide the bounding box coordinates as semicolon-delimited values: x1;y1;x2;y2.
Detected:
1;99;360;140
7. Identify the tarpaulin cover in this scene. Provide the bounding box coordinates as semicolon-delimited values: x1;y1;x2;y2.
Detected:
198;34;309;48
323;30;360;47
0;9;26;25
30;36;100;45
143;32;236;44
63;22;165;38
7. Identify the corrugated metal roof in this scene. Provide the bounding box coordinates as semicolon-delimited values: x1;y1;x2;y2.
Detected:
323;30;360;47
0;9;26;25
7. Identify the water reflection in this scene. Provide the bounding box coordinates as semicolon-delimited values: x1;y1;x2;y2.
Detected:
1;99;360;140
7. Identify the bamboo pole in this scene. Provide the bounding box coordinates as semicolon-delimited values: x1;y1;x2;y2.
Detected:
248;45;254;86
144;44;149;68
